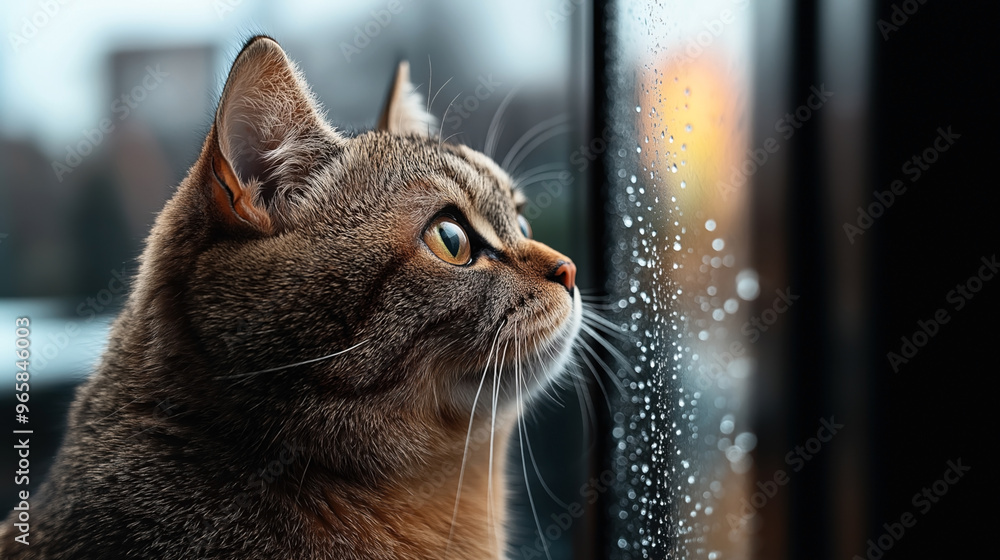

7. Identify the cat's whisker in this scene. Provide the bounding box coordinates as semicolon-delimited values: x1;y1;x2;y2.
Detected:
521;410;570;509
581;300;620;313
486;333;509;554
439;92;464;149
516;342;553;560
582;307;627;332
484;85;522;159
576;346;615;414
581;315;628;342
441;131;464;145
445;320;505;558
425;56;433;136
425;56;433;112
577;337;627;394
507;123;572;178
580;323;632;369
499;114;570;172
512;163;566;189
571;374;597;450
212;339;369;381
513;172;571;191
429;76;453;115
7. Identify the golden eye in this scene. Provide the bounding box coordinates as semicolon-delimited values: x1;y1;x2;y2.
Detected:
424;217;472;265
517;214;532;239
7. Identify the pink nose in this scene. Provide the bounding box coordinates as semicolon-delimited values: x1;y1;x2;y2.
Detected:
549;260;577;295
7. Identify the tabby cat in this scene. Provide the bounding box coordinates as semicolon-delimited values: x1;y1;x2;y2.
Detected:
1;36;580;559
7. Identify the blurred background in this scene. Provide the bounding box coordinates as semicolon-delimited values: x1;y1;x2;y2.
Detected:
1;0;995;559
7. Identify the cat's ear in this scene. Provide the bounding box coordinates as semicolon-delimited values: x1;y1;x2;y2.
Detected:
377;61;438;137
207;36;340;233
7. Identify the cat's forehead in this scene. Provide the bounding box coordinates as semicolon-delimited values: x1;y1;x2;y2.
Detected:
371;136;523;239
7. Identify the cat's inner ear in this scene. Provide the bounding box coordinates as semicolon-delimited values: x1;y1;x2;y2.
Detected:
377;61;439;137
209;36;339;232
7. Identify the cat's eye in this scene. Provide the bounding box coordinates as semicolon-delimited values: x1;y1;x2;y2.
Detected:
517;214;532;239
424;217;472;265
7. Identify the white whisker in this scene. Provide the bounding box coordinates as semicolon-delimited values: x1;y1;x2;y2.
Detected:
580;323;632;369
212;340;369;381
439;91;464;148
500;114;570;171
516;333;553;560
484;85;522;159
506;124;572;178
444;321;505;558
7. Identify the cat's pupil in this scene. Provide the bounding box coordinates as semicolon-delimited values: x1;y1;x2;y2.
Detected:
439;224;462;257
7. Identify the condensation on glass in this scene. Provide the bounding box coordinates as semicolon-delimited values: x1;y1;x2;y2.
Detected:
604;1;755;558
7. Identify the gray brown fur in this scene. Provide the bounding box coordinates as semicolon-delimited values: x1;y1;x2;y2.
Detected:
1;36;580;559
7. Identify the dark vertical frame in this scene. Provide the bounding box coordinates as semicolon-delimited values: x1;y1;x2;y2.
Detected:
784;1;836;558
584;0;613;558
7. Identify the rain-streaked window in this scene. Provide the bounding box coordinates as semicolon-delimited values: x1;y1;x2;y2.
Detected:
602;1;755;557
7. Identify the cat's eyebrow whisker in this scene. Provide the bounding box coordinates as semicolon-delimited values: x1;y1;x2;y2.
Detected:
484;85;522;160
439;91;465;149
425;55;433;114
445;320;505;558
429;76;453;115
512;164;566;190
500;114;571;174
441;131;464;146
211;339;369;381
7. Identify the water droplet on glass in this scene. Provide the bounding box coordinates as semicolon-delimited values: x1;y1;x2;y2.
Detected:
736;269;760;301
705;219;716;231
723;298;739;313
712;238;725;251
719;418;734;434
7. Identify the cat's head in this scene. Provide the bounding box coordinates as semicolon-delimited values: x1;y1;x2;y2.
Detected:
135;36;580;474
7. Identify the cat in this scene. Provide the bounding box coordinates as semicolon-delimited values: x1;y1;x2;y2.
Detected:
1;36;580;559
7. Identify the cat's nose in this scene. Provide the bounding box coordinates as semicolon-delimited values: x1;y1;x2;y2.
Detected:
548;259;577;295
